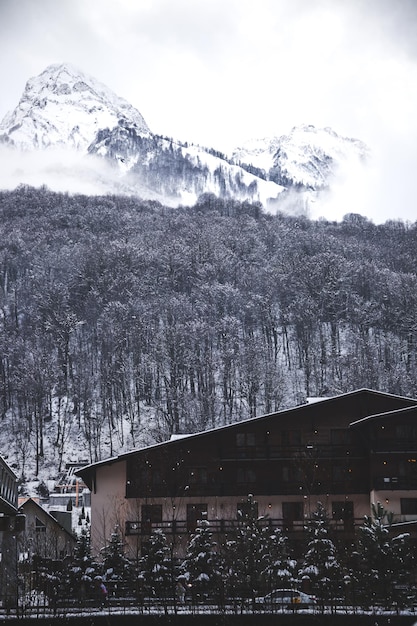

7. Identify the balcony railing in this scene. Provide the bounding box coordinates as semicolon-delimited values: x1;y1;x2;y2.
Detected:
371;440;417;453
220;444;367;461
373;476;417;491
125;517;359;536
0;456;18;514
126;479;367;499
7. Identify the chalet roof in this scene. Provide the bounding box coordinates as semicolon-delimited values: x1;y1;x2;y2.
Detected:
18;497;76;540
350;403;417;427
76;388;417;488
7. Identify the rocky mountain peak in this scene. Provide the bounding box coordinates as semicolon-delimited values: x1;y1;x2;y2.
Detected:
0;64;370;215
0;63;150;151
270;124;370;189
232;124;370;191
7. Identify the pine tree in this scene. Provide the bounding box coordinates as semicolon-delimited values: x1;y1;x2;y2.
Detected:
223;495;277;601
179;516;221;603
298;502;342;608
66;526;98;602
354;502;413;609
260;527;296;594
100;527;132;597
138;529;174;601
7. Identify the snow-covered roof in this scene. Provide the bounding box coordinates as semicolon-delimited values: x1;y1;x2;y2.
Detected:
349;403;417;427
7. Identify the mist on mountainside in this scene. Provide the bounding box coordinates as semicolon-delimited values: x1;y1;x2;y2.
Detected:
0;144;182;203
0;63;378;220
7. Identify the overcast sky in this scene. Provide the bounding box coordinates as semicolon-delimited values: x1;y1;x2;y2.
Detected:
1;0;417;222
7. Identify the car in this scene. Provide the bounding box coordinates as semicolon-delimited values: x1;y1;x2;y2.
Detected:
254;588;317;609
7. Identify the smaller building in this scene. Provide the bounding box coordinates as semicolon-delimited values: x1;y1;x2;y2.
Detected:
18;498;76;561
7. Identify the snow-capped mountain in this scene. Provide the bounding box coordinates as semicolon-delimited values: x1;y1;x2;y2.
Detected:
232;124;370;190
232;136;282;173
0;63;285;207
0;63;150;151
0;63;369;213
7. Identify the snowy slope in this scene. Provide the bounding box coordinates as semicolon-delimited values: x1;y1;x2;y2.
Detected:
231;136;282;172
0;63;285;208
88;124;285;207
232;125;370;190
0;63;150;151
178;143;285;206
0;64;368;216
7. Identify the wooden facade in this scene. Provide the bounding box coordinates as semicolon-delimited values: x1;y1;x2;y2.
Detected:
77;389;417;558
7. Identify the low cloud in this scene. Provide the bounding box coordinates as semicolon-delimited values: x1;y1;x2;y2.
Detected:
310;138;417;225
0;145;185;207
0;137;416;226
0;145;154;198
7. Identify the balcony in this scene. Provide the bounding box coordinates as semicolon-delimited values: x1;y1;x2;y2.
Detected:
373;476;417;491
220;444;367;461
371;440;417;453
0;455;18;514
126;478;367;499
125;517;361;536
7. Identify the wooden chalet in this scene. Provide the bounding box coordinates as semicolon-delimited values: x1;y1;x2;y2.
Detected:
76;389;417;558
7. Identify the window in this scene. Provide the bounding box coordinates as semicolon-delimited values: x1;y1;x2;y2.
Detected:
237;467;256;483
282;430;301;446
35;517;46;534
236;433;256;447
282;465;304;482
141;504;162;533
400;498;417;515
398;459;417;478
139;468;162;486
125;521;140;535
188;467;208;484
126;458;163;497
282;502;303;527
396;424;417;439
332;463;350;482
187;503;207;532
331;429;352;445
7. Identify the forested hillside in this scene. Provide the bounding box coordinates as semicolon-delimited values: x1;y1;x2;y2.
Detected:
1;186;417;485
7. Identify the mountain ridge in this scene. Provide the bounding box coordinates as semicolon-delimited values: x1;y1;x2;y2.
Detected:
0;63;369;214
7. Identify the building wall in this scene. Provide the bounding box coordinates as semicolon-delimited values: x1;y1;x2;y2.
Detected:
18;500;75;560
85;392;417;559
90;460;128;557
74;455;417;558
370;489;417;521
